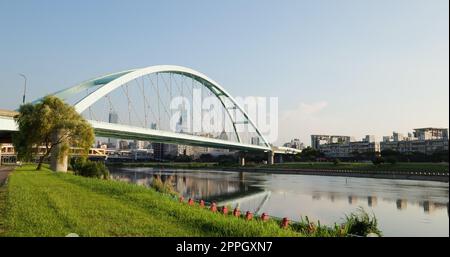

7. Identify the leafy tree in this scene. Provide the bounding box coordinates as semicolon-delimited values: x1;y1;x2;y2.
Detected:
13;96;94;171
199;153;214;162
372;156;384;166
333;158;341;165
297;147;324;161
385;156;398;165
70;158;109;179
431;150;449;162
174;154;193;162
381;149;400;158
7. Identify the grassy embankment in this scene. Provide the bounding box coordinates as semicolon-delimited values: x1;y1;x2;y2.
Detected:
256;162;449;173
110;161;449;173
0;165;379;237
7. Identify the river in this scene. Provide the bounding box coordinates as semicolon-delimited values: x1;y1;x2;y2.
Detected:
109;167;449;237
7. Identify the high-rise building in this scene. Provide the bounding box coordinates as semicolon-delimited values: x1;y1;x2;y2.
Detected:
152;142;164;160
178;145;194;156
108;112;119;148
119;140;129;150
383;136;392;142
218;130;229;141
381;128;449;154
413;128;448;141
283;138;305;150
364;135;376;143
251;137;260;146
175;110;189;133
313;135;379;158
311;135;380;158
108;112;119;124
311;135;351;149
133;140;145;149
392;132;405;142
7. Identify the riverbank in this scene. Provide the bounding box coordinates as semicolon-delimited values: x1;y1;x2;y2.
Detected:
0;166;14;186
217;167;449;182
0;165;380;237
108;162;449;182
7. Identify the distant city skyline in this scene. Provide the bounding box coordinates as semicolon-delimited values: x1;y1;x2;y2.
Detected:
0;0;448;145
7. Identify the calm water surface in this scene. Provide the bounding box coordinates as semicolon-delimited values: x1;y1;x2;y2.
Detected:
110;167;449;237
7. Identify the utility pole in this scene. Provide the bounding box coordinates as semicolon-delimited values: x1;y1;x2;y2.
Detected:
19;73;27;104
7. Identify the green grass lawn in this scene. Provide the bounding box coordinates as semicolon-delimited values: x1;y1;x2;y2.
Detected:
260;162;449;173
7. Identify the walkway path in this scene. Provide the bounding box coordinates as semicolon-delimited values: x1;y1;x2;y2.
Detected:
0;166;14;186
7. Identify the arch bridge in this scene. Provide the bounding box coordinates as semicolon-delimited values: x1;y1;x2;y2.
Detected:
1;65;301;165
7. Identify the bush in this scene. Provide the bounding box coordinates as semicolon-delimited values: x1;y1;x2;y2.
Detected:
333;158;341;165
174;155;193;162
372;156;384;166
70;158;109;179
342;208;381;236
69;157;85;172
150;177;178;197
385;156;397;165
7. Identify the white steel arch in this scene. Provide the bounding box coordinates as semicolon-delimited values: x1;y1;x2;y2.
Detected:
44;65;271;148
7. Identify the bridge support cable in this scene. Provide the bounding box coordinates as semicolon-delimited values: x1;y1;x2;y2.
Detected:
201;82;241;143
126;85;132;125
171;73;192;101
152;73;172;130
175;74;186;130
181;74;194;100
169;73;189;134
141;75;158;127
86;89;92;120
105;94;119;122
159;73;174;121
135;77;148;127
169;73;173;120
156;73;161;129
86;89;100;121
120;84;144;127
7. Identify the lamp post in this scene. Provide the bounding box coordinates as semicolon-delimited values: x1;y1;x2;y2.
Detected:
19;73;27;104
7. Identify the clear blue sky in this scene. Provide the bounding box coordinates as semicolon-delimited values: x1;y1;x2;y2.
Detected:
0;0;448;145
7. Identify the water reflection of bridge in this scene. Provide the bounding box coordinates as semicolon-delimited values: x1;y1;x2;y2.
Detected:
109;169;271;213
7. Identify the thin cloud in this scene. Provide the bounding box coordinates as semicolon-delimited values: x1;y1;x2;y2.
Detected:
281;101;328;120
278;101;329;145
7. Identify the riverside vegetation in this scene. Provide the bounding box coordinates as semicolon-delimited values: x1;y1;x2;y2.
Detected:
0;164;381;237
109;161;449;173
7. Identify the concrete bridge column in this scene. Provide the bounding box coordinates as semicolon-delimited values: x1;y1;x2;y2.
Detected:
277;154;284;163
267;151;274;165
50;130;68;172
239;155;245;166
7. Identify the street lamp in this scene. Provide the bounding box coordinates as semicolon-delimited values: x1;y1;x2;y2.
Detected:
19;73;27;104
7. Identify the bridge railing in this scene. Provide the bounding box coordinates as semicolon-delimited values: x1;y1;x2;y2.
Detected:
1;144;108;158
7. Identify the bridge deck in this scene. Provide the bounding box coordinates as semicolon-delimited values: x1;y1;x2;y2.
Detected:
1;112;300;154
0;109;18;118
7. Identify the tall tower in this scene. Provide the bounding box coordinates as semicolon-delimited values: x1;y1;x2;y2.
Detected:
108;112;119;148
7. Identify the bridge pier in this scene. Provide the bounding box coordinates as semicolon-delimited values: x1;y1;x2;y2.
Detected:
277;154;284;163
239;155;245;166
267;151;274;165
50;130;68;172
